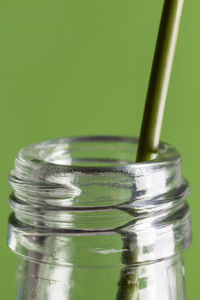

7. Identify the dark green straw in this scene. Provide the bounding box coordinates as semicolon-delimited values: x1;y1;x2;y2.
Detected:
136;0;184;162
116;0;184;299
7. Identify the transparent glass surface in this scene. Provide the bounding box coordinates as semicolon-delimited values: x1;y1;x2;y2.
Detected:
15;255;186;300
8;136;191;300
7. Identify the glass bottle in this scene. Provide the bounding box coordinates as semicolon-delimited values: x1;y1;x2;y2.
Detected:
8;136;191;300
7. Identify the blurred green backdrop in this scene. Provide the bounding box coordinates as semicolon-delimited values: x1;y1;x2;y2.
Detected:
0;0;199;298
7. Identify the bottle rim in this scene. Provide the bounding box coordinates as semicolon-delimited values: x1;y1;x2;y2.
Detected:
13;135;181;174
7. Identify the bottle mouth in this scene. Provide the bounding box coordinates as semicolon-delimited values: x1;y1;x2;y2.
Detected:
8;135;188;215
8;135;185;209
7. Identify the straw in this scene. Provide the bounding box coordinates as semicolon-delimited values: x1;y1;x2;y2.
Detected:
136;0;184;162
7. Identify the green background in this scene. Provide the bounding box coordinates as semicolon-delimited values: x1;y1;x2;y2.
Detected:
0;0;199;298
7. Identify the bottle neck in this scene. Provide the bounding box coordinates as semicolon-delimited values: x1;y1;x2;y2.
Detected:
8;136;191;266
